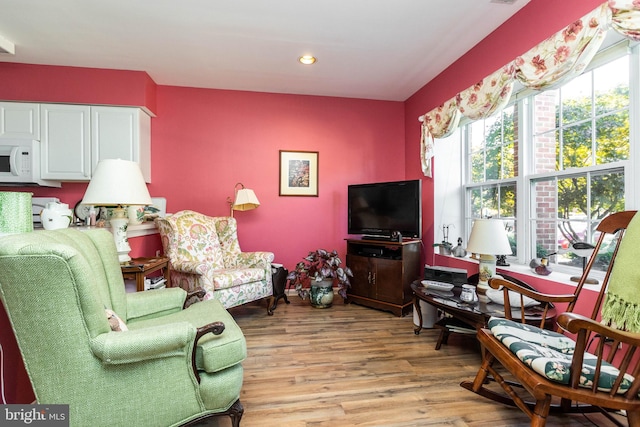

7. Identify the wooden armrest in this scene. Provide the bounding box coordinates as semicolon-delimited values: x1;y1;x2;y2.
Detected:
557;312;640;395
191;321;226;383
489;276;576;327
558;312;640;347
183;287;207;309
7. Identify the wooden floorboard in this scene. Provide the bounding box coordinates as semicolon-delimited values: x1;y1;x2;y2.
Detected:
201;297;625;427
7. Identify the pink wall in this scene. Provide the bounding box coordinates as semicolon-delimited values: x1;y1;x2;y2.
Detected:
404;0;605;262
0;62;157;114
153;86;405;266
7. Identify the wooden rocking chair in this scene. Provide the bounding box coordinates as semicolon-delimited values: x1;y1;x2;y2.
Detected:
460;210;640;427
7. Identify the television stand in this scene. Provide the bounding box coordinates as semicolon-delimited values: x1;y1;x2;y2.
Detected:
362;235;392;241
345;239;421;317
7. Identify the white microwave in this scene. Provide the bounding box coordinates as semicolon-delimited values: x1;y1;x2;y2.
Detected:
0;140;60;187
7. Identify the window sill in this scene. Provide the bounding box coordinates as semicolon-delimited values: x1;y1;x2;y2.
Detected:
434;254;603;292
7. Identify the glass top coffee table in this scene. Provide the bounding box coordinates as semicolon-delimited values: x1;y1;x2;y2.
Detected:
411;280;556;350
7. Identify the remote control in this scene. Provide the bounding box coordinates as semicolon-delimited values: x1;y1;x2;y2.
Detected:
421;280;455;291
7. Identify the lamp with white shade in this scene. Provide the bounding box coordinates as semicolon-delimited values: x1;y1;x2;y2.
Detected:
466;218;513;296
227;183;260;217
81;159;152;264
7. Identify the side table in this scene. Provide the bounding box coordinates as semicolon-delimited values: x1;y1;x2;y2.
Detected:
268;263;289;315
411;280;556;350
121;257;171;292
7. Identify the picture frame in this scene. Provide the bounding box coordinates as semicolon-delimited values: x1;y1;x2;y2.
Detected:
279;150;319;196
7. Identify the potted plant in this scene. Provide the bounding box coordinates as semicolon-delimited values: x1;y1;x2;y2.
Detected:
433;240;453;255
287;249;353;308
433;224;453;255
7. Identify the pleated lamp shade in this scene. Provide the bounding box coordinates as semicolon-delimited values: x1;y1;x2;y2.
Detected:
233;188;260;212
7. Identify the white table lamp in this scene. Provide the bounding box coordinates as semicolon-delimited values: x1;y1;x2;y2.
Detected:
81;159;152;263
466;218;512;296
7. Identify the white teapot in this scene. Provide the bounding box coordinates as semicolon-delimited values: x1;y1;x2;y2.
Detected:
40;202;73;230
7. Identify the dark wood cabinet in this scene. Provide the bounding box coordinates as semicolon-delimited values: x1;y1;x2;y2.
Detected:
345;239;421;316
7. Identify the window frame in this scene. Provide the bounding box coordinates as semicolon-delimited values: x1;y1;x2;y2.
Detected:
454;40;638;279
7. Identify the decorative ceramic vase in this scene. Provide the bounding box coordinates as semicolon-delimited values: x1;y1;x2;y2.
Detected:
310;279;334;308
40;202;73;230
127;205;145;225
452;237;467;257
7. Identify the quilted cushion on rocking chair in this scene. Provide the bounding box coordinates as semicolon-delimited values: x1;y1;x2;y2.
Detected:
488;317;634;393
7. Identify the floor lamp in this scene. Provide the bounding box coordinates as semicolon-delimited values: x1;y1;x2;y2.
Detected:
227;183;260;217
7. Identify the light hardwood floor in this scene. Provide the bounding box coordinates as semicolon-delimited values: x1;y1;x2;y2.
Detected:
204;297;625;427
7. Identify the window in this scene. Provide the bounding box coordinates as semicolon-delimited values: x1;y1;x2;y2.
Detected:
460;46;634;275
465;106;518;255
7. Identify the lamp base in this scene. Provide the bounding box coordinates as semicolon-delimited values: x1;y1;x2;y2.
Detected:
475;282;491;302
110;207;131;264
476;254;497;301
478;254;496;282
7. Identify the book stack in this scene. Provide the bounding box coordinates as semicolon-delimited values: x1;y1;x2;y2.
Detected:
144;276;166;290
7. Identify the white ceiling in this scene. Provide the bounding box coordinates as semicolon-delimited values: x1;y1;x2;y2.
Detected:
0;0;531;101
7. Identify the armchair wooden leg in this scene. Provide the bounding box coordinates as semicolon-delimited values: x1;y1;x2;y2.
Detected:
180;399;244;427
461;352;535;417
228;399;244;427
629;410;640;427
471;352;494;391
531;396;551;427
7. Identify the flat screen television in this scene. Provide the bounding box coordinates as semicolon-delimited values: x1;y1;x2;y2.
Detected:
348;179;422;239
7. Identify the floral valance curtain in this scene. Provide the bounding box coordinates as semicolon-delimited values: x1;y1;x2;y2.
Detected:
514;3;609;90
456;64;516;120
420;98;459;176
419;1;640;177
610;0;640;40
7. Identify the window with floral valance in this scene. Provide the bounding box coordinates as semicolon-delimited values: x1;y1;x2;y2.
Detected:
420;0;640;177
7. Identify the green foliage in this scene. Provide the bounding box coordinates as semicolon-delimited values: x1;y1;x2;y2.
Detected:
287;249;354;300
556;86;628;224
473;85;628;224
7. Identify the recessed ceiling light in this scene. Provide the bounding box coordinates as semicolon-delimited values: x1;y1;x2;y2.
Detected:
298;55;317;65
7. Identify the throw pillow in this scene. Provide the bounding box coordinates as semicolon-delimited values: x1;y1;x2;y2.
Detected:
486;288;540;308
489;316;634;393
105;308;128;332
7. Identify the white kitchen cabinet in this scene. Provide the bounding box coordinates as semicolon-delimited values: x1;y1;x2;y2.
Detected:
40;104;91;180
0;102;40;139
39;104;151;182
91;107;151;182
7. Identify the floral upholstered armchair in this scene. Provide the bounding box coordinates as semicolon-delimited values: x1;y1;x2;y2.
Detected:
156;210;275;312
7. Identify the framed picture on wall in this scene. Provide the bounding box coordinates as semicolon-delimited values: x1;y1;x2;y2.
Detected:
279;150;319;196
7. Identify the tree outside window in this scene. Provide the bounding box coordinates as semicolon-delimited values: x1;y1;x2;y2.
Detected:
531;55;628;271
465;54;630;273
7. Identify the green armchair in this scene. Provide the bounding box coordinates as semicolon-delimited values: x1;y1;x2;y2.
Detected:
0;228;246;427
